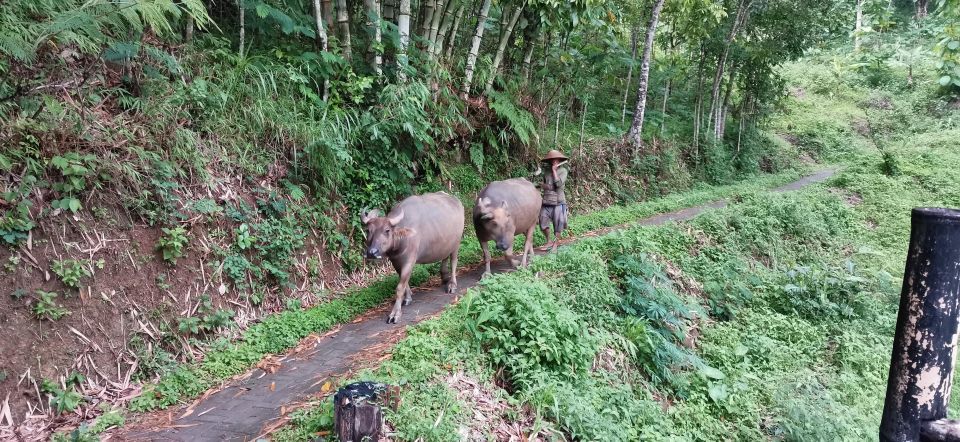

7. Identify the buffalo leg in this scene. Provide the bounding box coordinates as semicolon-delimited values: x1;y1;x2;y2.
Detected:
389;260;414;324
446;245;459;294
521;224;536;267
440;256;451;286
504;245;520;269
480;240;492;278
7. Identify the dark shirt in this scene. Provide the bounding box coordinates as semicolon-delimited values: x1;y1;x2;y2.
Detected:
542;166;568;205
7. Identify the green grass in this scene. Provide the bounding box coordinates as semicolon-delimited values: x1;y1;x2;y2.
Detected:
127;163;807;414
271;49;960;441
130;270;432;411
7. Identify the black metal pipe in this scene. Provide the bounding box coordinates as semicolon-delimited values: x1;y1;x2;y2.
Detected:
881;208;960;442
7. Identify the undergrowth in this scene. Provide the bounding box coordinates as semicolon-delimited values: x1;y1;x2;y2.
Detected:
272;44;960;441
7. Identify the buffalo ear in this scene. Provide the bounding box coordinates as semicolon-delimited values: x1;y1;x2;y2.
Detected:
361;209;381;225
387;209;405;226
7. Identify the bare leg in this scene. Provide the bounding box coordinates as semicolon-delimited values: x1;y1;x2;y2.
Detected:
480;240;492;278
446;245;459;293
389;261;414;324
551;226;559;253
521;225;536;266
537;227;552;251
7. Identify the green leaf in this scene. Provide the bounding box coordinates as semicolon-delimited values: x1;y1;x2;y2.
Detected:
255;3;269;18
734;344;749;357
700;365;726;380
940;75;953;86
949;40;960;50
51;156;68;169
67;198;82;213
708;383;729;402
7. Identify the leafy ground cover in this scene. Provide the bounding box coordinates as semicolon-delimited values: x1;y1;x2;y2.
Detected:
270;43;960;442
127;166;807;413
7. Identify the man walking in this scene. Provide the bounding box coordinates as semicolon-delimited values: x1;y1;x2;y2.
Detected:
536;150;569;252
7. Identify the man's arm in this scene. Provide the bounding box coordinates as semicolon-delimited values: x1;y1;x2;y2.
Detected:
554;167;568;190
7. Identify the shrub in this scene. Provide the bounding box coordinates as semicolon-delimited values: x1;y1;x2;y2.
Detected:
253;216;305;285
51;258;92;289
466;274;597;390
769;260;886;323
34;290;69;320
612;253;707;393
156;226;189;264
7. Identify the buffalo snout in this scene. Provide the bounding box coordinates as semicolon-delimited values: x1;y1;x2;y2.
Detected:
366;247;382;259
495;241;510;251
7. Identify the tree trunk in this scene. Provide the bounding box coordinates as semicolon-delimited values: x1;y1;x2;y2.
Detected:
539;31;551;104
520;26;540;86
239;0;246;55
916;0;929;19
418;0;436;37
578;99;588;156
626;0;666;149
323;0;335;35
364;0;383;75
383;0;395;22
660;78;670;135
854;0;863;51
735;96;746;155
398;0;412;81
443;3;466;60
185;17;195;43
717;64;738;140
435;2;461;59
621;24;639;125
461;0;492;97
427;0;448;59
484;2;525;94
693;44;706;154
554;107;562;144
708;0;749;140
313;0;331;100
336;0;352;60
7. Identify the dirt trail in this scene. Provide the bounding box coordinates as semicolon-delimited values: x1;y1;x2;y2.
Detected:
119;168;837;441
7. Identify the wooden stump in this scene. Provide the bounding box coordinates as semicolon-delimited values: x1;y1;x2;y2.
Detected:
333;382;399;442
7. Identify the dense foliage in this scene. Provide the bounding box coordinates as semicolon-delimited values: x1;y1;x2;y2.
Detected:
271;5;960;440
3;0;959;438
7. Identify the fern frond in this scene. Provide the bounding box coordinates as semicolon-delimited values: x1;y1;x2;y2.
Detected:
488;90;538;146
0;0;212;64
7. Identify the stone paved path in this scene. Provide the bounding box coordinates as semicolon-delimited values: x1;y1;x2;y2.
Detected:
125;169;836;441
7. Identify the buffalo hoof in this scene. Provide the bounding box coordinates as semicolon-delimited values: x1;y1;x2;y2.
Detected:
445;282;457;294
480;271;492;280
388;306;402;324
403;297;412;306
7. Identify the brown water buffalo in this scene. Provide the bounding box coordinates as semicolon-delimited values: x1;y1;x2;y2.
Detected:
361;192;465;323
473;178;542;277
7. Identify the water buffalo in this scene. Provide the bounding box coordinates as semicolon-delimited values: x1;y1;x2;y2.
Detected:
361;192;465;323
473;178;542;277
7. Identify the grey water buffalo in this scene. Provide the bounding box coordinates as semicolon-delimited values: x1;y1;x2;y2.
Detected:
473;178;542;277
361;192;465;323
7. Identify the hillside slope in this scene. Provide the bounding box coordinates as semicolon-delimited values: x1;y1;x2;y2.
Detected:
268;33;960;442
